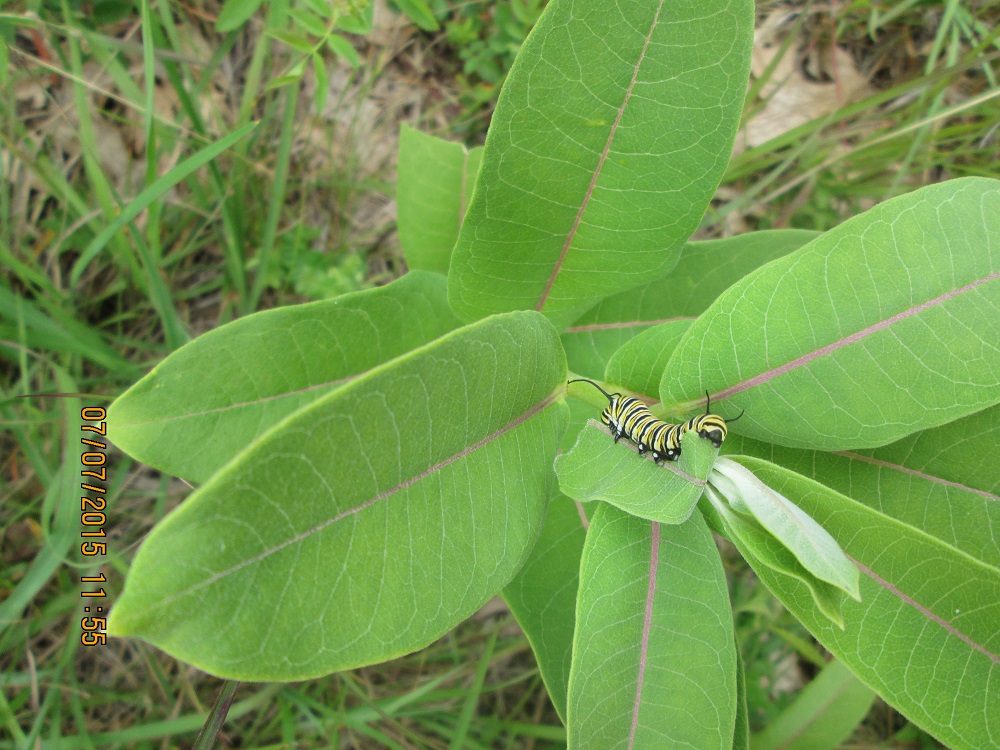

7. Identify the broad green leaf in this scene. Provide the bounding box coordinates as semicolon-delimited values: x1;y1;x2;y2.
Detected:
449;0;754;329
701;490;849;628
854;401;1000;496
397;125;483;275
556;424;714;524
724;456;1000;750
107;311;568;679
503;492;588;722
108;272;462;483
561;396;597;453
604;320;691;397
562;230;819;377
568;505;736;749
723;404;1000;568
662;177;1000;449
710;458;860;599
216;0;264;31
750;659;875;750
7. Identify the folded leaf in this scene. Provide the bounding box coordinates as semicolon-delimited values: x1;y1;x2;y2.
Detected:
711;458;860;600
568;504;737;749
108;271;462;482
662;177;1000;449
449;0;754;329
556;423;714;524
107;311;568;680
701;489;849;627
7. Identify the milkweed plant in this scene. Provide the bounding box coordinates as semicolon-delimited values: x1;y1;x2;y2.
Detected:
106;0;1000;747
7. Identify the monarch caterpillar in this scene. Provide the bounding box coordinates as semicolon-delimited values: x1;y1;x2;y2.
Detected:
568;379;743;463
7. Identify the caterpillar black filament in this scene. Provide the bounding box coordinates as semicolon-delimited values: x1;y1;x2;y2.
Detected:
569;379;742;463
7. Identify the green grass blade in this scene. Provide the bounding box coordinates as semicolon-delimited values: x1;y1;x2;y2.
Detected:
449;627;498;749
69;121;258;286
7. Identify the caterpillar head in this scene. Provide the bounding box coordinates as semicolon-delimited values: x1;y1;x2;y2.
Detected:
693;413;728;448
697;391;744;448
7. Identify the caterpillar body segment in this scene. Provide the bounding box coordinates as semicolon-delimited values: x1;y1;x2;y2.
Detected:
568;379;740;464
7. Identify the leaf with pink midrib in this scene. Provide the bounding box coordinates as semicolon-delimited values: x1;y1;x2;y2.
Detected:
722;405;1000;568
568;504;736;749
448;0;754;330
662;177;1000;450
727;456;1000;750
561;230;818;379
107;311;568;681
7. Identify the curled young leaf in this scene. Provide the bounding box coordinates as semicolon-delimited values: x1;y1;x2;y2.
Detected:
710;457;860;600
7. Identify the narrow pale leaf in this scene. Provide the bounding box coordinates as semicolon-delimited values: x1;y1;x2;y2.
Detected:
701;489;848;627
449;0;754;329
725;457;1000;750
711;458;860;599
568;505;737;749
107;311;568;680
562;230;818;377
556;423;714;524
397;125;482;275
662;177;1000;449
722;404;1000;568
750;659;875;750
108;272;462;482
503;493;588;722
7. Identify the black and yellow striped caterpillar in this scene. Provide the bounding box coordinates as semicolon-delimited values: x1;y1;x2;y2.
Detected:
569;379;742;463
